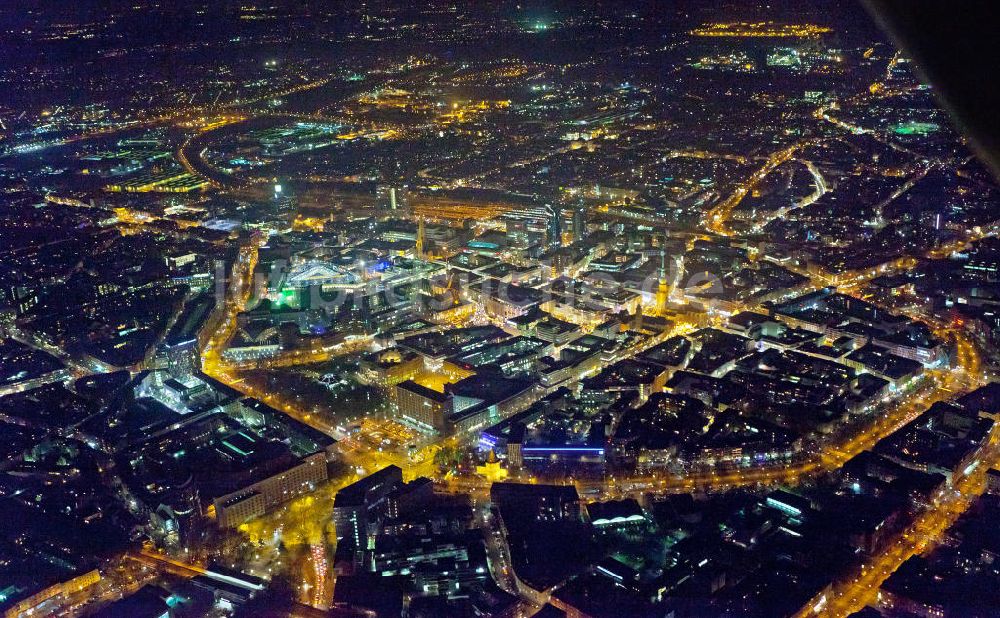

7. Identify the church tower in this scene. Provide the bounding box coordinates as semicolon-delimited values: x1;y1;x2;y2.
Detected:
655;233;670;315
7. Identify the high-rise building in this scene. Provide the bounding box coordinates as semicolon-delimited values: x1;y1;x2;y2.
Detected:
333;465;404;549
573;207;588;242
377;185;410;212
545;204;562;248
214;451;328;528
159;292;215;379
273;182;295;217
164;338;200;380
490;482;583;522
2;285;37;317
506;219;531;249
395;380;451;433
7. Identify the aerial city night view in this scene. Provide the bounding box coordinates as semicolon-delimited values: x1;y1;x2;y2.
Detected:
3;1;1000;616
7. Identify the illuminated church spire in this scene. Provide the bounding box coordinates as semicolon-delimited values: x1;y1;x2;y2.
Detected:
655;231;670;315
416;216;425;259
